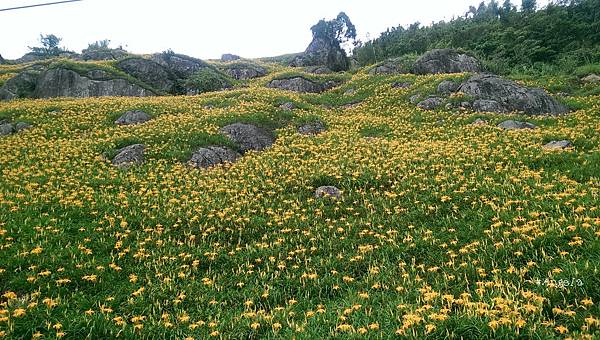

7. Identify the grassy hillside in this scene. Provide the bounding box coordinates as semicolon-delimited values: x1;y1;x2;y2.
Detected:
0;65;599;338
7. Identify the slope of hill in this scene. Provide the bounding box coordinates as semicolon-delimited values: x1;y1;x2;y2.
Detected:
0;61;599;338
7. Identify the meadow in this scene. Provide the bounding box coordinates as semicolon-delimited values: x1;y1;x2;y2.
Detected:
0;63;599;339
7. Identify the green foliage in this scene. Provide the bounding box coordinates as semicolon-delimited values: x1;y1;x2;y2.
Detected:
353;0;600;75
85;39;111;51
28;34;66;57
311;12;357;46
185;68;233;94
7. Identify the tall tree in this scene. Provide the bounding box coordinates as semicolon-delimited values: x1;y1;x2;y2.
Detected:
521;0;537;12
28;34;64;57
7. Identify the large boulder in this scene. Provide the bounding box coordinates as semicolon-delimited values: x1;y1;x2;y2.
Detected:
150;52;209;78
581;74;600;83
0;123;14;136
0;54;4;64
437;80;459;94
189;146;241;168
219;123;275;153
457;74;568;115
267;77;328;93
15;52;47;64
417;97;444;110
497;120;537;130
0;68;42;100
221;54;241;62
34;68;153;98
81;48;128;61
543;140;572;150
112;144;145;167
222;63;267;80
116;58;174;93
413;49;481;74
291;37;349;72
115;110;151;125
369;58;411;75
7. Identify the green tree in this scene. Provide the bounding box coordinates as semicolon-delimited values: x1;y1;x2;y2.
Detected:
28;34;64;57
521;0;537;12
310;12;357;47
86;39;111;50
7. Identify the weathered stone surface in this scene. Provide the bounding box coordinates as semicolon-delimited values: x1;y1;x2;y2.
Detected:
457;74;568;115
14;122;32;131
189;146;241;168
417;97;444;110
543;140;573;150
33;68;153;98
344;88;355;96
472;99;504;113
0;69;41;100
15;52;47;63
437;80;459;94
315;186;342;200
306;66;333;74
409;95;421;104
0;54;4;64
223;65;267;80
413;49;481;74
581;74;600;83
291;37;348;71
81;48;128;61
279;102;296;111
369;58;410;75
220;123;275;153
221;54;241;62
471;118;488;126
116;58;174;93
112;144;145;167
0;123;14;136
115;110;151;125
298;121;326;135
267;77;324;93
497;120;537;130
392;82;411;89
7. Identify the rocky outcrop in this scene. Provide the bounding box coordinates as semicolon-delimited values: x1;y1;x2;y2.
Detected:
315;186;342;200
306;66;333;74
581;74;600;83
413;49;481;74
112;144;145;168
0;123;14;136
189;146;241;168
267;77;338;93
115;110;151;125
369;58;411;75
81;48;128;61
221;54;241;62
437;80;459;94
417;97;444;110
0;54;4;64
33;68;153;98
150;52;209;78
222;64;267;80
220;123;275;153
0;68;42;100
291;37;349;72
298;121;326;135
497;120;537;130
116;58;174;93
543;140;572;150
457;74;568;115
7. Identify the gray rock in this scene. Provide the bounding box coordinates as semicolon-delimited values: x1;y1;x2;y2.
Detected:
392;82;411;89
221;54;241;62
15;52;47;64
315;186;342;200
14;122;32;131
115;110;151;125
473;99;504;113
0;69;41;100
306;66;332;74
409;95;421;104
344;88;356;96
437;80;459;94
291;37;348;71
267;77;324;93
341;101;361;109
33;68;153;99
116;58;174;93
189;146;241;168
0;54;4;65
0;123;14;136
369;58;410;75
543;140;573;150
413;49;481;74
417;97;444;110
220;123;275;153
298;121;326;135
81;48;128;61
497;120;537;130
471;118;487;126
150;52;209;78
458;74;568;115
460;101;472;109
581;74;600;83
279;102;296;111
112;144;145;167
223;65;267;80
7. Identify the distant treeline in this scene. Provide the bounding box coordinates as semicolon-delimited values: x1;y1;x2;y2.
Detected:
353;0;600;74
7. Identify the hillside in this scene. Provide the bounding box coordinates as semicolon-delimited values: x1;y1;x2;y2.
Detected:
1;54;599;339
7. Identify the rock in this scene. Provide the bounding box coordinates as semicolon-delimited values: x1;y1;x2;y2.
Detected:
0;68;42;100
581;74;600;83
409;95;422;104
115;110;151;125
221;54;241;62
369;58;410;75
417;97;444;110
189;146;241;168
34;68;154;99
0;54;4;64
291;37;348;71
0;123;14;136
267;77;325;93
223;64;267;80
315;186;342;200
298;121;326;135
14;122;32;131
497;120;537;130
150;52;209;78
457;74;568;115
220;123;275;153
471;118;487;126
15;52;47;64
341;101;361;109
437;80;459;94
279;102;296;111
322;80;340;92
112;144;145;167
413;49;481;74
543;140;573;150
81;48;128;61
460;102;472;109
392;82;411;89
344;88;355;96
472;99;504;113
116;57;174;93
306;66;332;74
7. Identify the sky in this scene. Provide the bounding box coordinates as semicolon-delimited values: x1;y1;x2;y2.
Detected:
0;0;551;60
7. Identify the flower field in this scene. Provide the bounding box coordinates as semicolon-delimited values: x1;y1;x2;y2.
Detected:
0;65;599;339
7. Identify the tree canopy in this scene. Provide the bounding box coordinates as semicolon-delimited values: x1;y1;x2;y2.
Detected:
28;34;65;57
310;12;357;46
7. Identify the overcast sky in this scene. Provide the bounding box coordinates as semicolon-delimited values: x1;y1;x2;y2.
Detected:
0;0;551;60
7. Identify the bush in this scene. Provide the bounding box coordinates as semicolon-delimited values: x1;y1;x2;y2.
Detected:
185;68;233;94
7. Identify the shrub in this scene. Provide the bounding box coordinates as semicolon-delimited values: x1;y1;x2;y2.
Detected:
186;68;233;94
